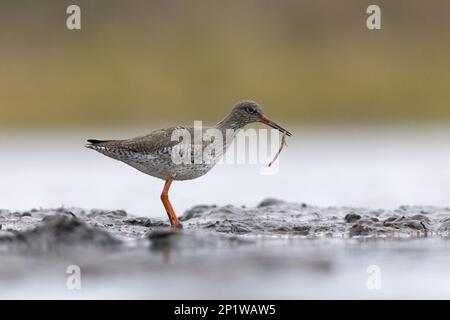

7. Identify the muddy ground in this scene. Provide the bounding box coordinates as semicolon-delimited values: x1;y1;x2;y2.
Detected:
1;198;450;247
1;199;450;299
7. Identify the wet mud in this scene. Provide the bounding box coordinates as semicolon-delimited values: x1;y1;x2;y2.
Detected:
2;199;450;299
1;199;450;253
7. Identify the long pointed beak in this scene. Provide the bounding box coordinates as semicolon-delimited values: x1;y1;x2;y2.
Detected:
260;116;292;136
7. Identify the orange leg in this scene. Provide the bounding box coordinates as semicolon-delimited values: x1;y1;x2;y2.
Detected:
160;178;182;229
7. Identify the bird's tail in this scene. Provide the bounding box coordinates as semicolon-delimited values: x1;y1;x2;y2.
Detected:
85;139;112;149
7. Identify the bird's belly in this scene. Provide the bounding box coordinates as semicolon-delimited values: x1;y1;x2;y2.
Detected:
168;163;216;180
122;156;217;181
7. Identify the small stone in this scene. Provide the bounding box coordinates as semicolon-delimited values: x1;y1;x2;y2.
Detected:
402;221;427;231
89;209;127;218
257;198;285;207
108;210;127;218
344;213;361;223
181;205;217;221
292;225;310;235
384;216;398;223
349;223;373;236
124;217;152;227
230;223;252;234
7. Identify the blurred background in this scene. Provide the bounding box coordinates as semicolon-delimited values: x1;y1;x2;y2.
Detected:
1;0;450;215
2;0;450;126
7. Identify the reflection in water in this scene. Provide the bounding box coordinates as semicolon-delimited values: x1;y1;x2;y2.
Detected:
1;237;450;299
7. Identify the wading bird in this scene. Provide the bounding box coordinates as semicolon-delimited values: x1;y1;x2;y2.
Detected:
86;100;291;229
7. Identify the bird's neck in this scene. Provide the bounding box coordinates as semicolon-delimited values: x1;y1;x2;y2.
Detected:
216;112;244;131
213;114;243;151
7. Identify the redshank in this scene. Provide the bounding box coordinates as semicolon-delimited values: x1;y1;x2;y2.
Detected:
86;100;291;229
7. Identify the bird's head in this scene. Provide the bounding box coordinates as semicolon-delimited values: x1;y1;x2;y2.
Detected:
230;100;291;136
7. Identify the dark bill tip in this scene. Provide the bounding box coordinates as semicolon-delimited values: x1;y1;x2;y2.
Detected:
260;116;292;136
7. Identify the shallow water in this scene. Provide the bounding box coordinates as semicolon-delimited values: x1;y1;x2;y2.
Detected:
2;126;450;216
2;235;450;299
1;126;450;299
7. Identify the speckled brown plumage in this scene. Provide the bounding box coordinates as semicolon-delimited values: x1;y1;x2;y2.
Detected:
86;100;291;228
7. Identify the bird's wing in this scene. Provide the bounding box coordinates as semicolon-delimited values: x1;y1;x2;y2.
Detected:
119;126;194;154
87;126;219;160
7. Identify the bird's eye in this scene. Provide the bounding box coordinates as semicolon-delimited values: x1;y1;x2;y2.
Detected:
245;107;256;114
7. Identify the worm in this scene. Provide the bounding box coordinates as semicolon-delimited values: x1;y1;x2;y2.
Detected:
268;133;288;167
